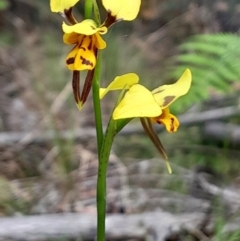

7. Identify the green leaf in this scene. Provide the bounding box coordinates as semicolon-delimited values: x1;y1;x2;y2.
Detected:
168;33;240;110
115;118;132;134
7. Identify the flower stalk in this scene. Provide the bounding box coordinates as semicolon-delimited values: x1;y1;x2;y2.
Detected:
97;117;116;241
92;53;106;241
92;52;103;155
84;0;93;19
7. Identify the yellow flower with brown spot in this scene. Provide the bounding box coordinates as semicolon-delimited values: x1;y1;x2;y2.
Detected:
100;69;192;171
100;69;192;133
63;20;107;71
50;0;142;110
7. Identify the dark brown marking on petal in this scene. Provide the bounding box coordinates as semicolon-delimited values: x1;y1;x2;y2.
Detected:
88;43;92;51
88;36;93;50
80;47;86;51
102;12;118;28
170;117;174;132
93;46;98;56
78;36;85;47
80;56;94;67
157;120;161;124
99;29;105;34
163;96;175;106
66;57;75;65
153;89;164;94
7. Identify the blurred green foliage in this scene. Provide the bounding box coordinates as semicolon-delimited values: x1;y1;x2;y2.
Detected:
0;0;8;10
168;34;240;111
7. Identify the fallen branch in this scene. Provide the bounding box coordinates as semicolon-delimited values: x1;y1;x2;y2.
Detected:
0;128;96;146
197;174;240;214
203;121;240;145
0;211;206;241
0;106;240;146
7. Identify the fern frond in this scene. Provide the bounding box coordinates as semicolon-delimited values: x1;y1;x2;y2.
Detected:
168;33;240;112
179;42;227;55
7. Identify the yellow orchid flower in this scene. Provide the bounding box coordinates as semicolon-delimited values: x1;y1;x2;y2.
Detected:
50;0;79;13
61;0;141;70
50;0;141;109
100;69;191;172
100;69;192;133
52;0;141;71
63;20;107;71
61;20;107;109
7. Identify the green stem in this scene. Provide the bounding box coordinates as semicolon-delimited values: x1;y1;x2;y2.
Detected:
92;52;103;156
84;0;103;153
84;0;93;19
84;1;112;240
97;118;116;241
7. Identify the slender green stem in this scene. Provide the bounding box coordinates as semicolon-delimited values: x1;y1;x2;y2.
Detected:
84;0;93;19
97;118;116;241
96;90;130;241
92;52;104;156
84;0;103;153
84;2;112;240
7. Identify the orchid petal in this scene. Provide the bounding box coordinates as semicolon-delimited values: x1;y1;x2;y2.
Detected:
151;108;180;133
94;32;106;49
152;69;192;108
102;0;141;21
62;20;107;36
63;32;79;45
113;84;162;119
66;36;96;70
100;73;139;99
50;0;79;13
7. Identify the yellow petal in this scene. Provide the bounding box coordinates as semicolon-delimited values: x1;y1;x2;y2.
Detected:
65;45;79;70
102;0;141;21
63;32;79;45
62;20;107;36
152;69;192;108
99;73;139;99
50;0;79;13
151;108;180;133
113;84;162;119
74;46;96;71
66;36;96;71
94;33;106;49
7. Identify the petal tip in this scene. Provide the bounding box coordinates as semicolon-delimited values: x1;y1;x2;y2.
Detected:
183;68;192;80
166;161;172;174
76;101;83;111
